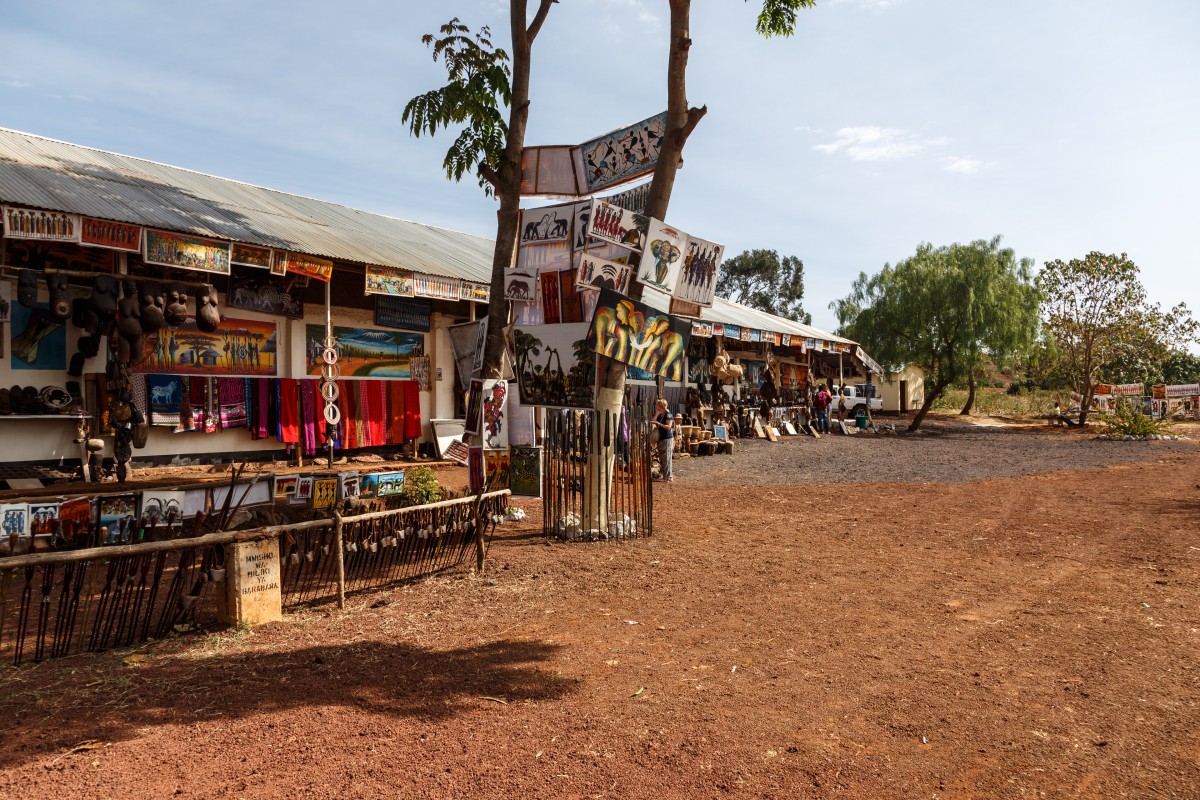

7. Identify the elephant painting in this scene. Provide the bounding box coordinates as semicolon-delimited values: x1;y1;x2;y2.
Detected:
587;288;690;382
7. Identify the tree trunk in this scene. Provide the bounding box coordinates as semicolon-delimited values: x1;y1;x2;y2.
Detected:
1077;385;1094;427
909;380;949;432
960;372;976;415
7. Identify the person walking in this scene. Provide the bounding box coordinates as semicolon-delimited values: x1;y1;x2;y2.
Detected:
815;385;832;434
653;398;675;482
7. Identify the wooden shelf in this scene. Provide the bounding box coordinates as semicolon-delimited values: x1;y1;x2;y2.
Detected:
0;414;90;420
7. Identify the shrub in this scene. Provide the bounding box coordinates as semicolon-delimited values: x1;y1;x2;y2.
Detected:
1100;400;1175;437
403;466;443;506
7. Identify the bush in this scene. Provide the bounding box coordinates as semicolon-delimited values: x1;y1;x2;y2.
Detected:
403;466;443;506
1099;400;1175;437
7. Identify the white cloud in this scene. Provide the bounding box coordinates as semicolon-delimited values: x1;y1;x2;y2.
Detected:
944;157;983;174
3;79;30;89
813;126;925;161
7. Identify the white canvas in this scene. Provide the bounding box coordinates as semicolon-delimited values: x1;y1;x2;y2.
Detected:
637;219;687;294
672;235;724;307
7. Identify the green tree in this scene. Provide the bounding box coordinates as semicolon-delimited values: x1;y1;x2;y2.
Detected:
1159;350;1200;386
833;236;1041;432
1038;251;1196;425
715;249;812;324
403;3;557;385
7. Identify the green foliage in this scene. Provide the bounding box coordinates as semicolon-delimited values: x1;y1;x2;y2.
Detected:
754;0;818;37
403;466;443;506
1161;350;1200;385
1100;399;1175;437
1039;251;1197;422
832;236;1041;428
402;18;512;195
715;249;812;323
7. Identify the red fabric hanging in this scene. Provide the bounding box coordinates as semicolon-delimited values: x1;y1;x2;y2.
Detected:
365;380;386;446
389;381;406;444
337;379;355;450
279;379;300;444
403;380;422;441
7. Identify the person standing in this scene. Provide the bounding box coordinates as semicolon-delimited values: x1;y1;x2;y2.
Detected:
815;385;832;434
653;398;675;482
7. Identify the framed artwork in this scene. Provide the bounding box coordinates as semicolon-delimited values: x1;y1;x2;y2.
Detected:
365;264;416;297
80;217;142;251
311;478;337;510
572;201;591;251
274;475;299;502
559;268;583;323
540;271;561;324
338;472;360;500
360;470;406;498
505;270;537;302
0;280;9;323
485;450;510;491
587;288;690;381
304;324;423;378
587;198;648;252
673;235;724;307
520;202;573;246
96;494;140;544
212;478;273;510
443;438;470;465
509;446;542;497
10;303;66;371
0;504;30;537
228;275;304;318
459;281;490;304
512;323;596;408
3;207;79;242
713;424;728;442
28;502;59;536
295;477;314;504
137;317;278;376
140;490;184;532
576;252;633;295
231;243;273;269
480;379;509;450
637;219;687;294
57;497;92;542
412;273;462;300
277;251;333;282
410;355;431;391
144;229;231;275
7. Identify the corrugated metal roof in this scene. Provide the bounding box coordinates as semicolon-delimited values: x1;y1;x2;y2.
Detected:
0;127;495;283
641;289;856;346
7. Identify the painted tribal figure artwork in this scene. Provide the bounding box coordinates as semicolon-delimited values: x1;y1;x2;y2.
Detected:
587;288;690;382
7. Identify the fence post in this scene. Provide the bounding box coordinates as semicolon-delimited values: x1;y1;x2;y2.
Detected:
334;511;346;609
473;491;487;576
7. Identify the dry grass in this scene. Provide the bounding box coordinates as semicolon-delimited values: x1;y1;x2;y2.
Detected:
932;386;1063;419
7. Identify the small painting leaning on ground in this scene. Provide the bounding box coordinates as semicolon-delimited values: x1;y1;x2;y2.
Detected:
304;324;423;378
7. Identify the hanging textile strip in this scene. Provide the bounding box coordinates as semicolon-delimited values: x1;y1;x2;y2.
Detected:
366;380;386;447
337;379;356;450
352;380;366;448
252;378;270;439
146;375;182;427
131;373;148;423
300;379;318;455
216;377;248;429
389;380;406;444
279;379;299;444
188;376;209;431
403;380;422;441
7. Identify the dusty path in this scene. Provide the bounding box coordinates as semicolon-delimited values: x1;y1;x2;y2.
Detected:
1;420;1197;799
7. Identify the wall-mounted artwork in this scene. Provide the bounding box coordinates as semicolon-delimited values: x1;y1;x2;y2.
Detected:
512;323;596;408
481;379;509;450
520;202;573;246
304;324;423;378
28;502;59;536
274;475;299;502
375;296;431;332
576;252;633;295
505;271;537;302
0;280;10;323
339;472;360;500
228;275;303;318
459;281;490;304
137;317;278;376
587;199;647;252
412;273;462;301
361;470;407;498
588;288;690;382
468;446;485;493
673;236;724;307
485;450;510;491
10;303;66;371
636;219;686;294
540;271;561;324
3;207;79;242
464;379;484;436
572;201;591;251
80;217;142;252
409;355;431;391
295;477;314;504
559;268;583;323
509;446;542;497
231;243;273;269
144;229;231;275
277;251;333;282
579;111;667;193
365;264;415;297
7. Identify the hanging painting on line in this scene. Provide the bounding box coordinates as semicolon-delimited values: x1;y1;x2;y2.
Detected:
672;235;724;307
512;323;595;408
576;252;633;295
636;219;686;295
519;202;573;246
587;288;690;382
587;198;647;252
304;324;423;378
136;317;278;376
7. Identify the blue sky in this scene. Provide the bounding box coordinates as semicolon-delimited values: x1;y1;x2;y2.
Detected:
1;0;1196;335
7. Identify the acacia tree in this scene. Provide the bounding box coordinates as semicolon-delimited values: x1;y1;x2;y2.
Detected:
715;249;812;323
1039;252;1196;425
403;3;557;383
833;236;1040;431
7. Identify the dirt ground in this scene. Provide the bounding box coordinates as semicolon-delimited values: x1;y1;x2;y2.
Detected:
1;416;1198;799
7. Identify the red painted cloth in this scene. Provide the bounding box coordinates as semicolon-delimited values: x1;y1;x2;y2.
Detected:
365;380;386;446
337;379;355;450
279;379;300;444
403;380;421;441
389;381;406;443
300;379;319;455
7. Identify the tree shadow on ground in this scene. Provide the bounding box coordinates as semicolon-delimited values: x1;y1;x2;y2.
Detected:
0;637;571;769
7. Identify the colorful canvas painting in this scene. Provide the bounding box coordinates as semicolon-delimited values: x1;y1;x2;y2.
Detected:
140;490;184;532
138;317;278;376
80;217;142;251
459;281;490;303
443;439;470;465
3;207;79;241
338;472;360;499
365;264;415;297
10;302;67;371
579;111;668;193
278;251;333;282
603;182;651;215
576;252;633;295
375;296;431;332
673;236;724;307
468;447;485;493
368;470;407;498
304;324;423;378
228;275;303;318
274;475;299;502
412;273;462;300
0;504;30;537
97;494;140;544
56;497;92;542
513;323;596;408
295;477;314;504
637;219;687;294
312;478;337;509
509;446;542;497
587;198;648;252
541;271;561;324
481;379;509;450
147;375;183;426
144;229;231;275
520;202;573;246
28;502;59;536
505;271;537;302
485;450;510;491
231;243;273;269
588;288;690;382
410;355;431;391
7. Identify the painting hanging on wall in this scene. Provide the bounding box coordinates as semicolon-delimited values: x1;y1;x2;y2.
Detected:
464;379;484;435
0;504;29;537
10;302;67;371
140;490;185;532
509;446;542;497
576;252;633;295
96;493;140;544
512;323;596;408
673;235;724;307
412;273;462;301
540;271;561;324
144;230;231;275
364;264;415;297
80;217;142;252
559;268;583;323
409;355;431;391
459;281;490;304
485;450;510;491
227;275;304;318
3;207;79;242
304;324;423;378
520;202;573;246
278;251;333;282
587;198;647;252
636;219;686;295
137;317;278;376
579;111;668;194
588;288;690;382
572;201;591;251
231;243;273;269
504;271;537;302
375;296;431;332
480;379;509;450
